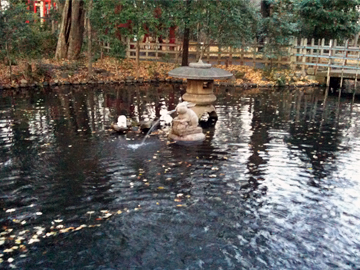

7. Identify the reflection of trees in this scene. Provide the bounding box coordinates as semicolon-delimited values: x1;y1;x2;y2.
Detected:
45;87;113;214
103;83;180;124
284;89;348;185
0;87;114;220
215;87;349;193
3;84;348;218
243;91;280;196
0;91;44;211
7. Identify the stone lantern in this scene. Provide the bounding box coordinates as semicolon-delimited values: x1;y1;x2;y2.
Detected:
168;59;233;124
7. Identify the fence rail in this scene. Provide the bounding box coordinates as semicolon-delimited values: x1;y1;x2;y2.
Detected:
102;37;360;86
127;40;291;67
101;38;292;67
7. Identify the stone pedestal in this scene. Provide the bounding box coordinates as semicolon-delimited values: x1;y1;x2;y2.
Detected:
168;60;232;126
168;119;205;142
189;104;216;119
182;80;216;105
182;79;217;120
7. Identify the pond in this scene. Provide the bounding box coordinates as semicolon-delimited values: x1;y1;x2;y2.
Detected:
0;84;360;269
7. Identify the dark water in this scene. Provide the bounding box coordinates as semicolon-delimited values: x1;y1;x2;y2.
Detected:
0;84;360;269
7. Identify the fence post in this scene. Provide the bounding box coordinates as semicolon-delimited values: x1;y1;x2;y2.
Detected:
145;37;150;59
175;43;180;64
326;39;334;88
354;45;360;102
340;39;349;89
264;37;270;68
217;45;222;65
240;42;244;66
136;39;140;65
355;33;360;47
127;37;131;59
277;44;281;68
302;38;307;76
290;37;297;70
196;42;200;61
310;38;315;63
315;39;321;75
155;38;159;61
252;38;257;68
320;38;325;58
229;46;233;65
206;44;210;63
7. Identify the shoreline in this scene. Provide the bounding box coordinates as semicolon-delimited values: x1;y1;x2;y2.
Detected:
0;78;321;91
0;58;321;90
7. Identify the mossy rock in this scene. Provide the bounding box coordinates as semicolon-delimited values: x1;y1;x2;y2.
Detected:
234;71;246;79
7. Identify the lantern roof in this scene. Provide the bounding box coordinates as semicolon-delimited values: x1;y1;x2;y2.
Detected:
168;60;233;80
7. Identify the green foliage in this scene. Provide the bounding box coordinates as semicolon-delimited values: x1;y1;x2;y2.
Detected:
26;27;58;58
2;0;357;71
161;53;171;63
33;62;54;82
295;0;360;40
91;0;169;60
158;0;259;46
0;0;57;62
147;63;159;78
258;0;360;66
0;1;34;60
259;0;298;61
61;61;81;72
106;38;126;60
234;71;246;79
90;0;258;59
193;0;259;46
261;0;360;42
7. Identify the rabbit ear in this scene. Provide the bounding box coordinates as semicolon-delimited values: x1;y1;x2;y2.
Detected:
176;101;196;108
186;102;196;108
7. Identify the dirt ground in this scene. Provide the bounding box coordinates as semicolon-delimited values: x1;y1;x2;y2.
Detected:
0;57;318;89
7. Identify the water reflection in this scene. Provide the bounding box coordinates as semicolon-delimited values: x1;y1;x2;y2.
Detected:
0;85;360;269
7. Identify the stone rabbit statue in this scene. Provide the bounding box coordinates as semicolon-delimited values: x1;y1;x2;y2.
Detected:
175;102;199;127
168;102;205;142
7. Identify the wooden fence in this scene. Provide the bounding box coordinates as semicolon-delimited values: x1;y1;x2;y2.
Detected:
123;38;291;67
292;38;360;86
103;37;360;87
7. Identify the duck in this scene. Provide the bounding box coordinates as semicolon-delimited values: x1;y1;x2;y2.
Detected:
111;115;129;132
159;107;173;126
139;114;154;133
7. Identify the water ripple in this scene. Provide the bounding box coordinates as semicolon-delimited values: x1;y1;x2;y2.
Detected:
0;87;360;269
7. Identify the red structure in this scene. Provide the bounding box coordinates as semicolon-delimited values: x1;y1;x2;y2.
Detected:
114;4;177;46
27;0;56;19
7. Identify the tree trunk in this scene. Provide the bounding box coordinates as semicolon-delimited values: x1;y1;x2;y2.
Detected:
55;0;64;15
261;0;271;17
55;0;85;60
181;0;192;66
5;42;12;80
51;20;55;34
182;28;190;66
55;0;71;59
87;0;93;79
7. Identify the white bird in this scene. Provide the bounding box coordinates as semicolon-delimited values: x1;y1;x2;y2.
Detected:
200;113;209;122
112;115;128;132
140;113;154;131
117;115;127;129
159;108;173;126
